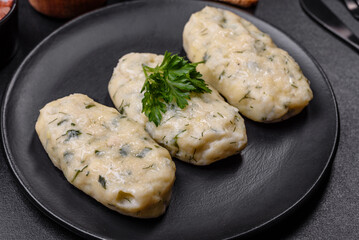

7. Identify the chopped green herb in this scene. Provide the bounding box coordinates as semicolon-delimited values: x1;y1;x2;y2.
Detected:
141;51;211;126
98;175;107;189
95;150;104;156
62;129;81;141
190;148;197;162
219;16;227;28
136;147;152;158
238;91;256;103
71;123;76;126
217;112;224;118
85;104;95;109
172;129;187;149
176;129;187;137
219;70;225;80
203;52;210;62
49;118;58;124
71;165;88;183
119;144;130;156
57;119;68;126
291;84;298;88
118;100;130;115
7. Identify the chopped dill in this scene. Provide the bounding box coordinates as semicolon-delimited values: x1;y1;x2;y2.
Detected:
71;165;88;183
98;175;107;189
238;91;256;103
85;104;95;109
136;147;152;158
57;119;68;126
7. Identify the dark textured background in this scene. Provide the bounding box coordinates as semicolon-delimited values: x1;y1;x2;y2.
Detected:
0;0;358;239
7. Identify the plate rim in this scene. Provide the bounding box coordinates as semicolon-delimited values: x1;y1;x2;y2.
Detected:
0;0;339;238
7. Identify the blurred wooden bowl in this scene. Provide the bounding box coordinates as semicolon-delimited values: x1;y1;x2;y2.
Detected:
28;0;107;19
0;0;18;67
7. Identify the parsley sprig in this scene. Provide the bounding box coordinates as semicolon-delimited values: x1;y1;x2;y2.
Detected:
141;51;211;126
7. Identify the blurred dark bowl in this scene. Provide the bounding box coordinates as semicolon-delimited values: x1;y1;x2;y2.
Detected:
0;0;18;67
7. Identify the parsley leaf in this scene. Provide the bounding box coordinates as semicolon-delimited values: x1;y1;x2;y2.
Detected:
98;175;107;189
141;51;211;126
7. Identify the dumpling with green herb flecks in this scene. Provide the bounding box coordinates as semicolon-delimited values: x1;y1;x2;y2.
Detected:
35;93;176;218
108;53;247;166
183;6;313;122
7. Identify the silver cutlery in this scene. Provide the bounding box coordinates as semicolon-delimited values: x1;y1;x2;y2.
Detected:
343;0;359;20
301;0;359;51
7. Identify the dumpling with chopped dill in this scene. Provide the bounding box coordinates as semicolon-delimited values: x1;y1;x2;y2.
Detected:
108;53;247;166
35;94;176;218
183;6;313;122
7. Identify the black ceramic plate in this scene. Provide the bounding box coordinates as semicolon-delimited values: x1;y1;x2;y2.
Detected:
1;0;338;239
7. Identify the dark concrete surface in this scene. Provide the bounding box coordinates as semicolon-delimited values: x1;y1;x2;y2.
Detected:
0;0;358;239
